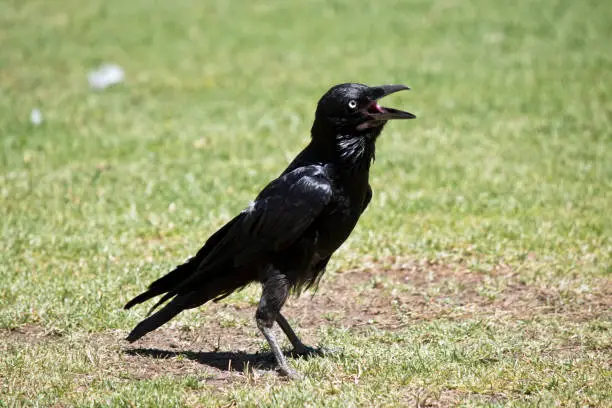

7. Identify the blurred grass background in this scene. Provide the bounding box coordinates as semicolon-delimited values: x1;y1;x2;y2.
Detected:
1;0;610;405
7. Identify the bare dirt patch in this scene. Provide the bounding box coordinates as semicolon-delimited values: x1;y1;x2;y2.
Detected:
0;324;64;345
100;328;269;387
282;257;611;332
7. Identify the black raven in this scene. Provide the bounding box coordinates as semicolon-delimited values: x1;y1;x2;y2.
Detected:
124;83;415;378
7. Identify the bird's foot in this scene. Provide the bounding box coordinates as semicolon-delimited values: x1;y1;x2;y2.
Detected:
277;364;302;380
292;344;337;357
291;344;320;357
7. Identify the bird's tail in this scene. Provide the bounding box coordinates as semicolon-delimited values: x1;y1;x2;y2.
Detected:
125;216;242;311
126;296;188;342
124;260;195;310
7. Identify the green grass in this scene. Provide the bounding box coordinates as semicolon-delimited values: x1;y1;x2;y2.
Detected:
1;0;611;406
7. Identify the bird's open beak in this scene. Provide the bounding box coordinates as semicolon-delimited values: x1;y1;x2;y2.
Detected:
364;84;416;121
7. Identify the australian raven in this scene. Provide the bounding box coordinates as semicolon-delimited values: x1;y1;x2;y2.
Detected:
124;83;416;378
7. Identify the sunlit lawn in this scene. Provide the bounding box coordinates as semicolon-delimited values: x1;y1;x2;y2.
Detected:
1;0;610;406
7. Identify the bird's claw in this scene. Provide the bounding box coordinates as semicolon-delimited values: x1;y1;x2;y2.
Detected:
292;344;337;357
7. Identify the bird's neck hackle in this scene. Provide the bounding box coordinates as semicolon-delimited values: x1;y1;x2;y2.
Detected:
310;121;380;172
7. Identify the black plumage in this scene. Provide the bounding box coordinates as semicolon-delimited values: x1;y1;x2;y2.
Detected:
124;83;416;377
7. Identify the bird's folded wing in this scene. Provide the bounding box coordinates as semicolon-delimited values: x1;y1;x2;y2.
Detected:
176;165;333;288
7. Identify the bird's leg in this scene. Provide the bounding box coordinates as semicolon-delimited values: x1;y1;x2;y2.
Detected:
276;313;318;356
256;274;300;379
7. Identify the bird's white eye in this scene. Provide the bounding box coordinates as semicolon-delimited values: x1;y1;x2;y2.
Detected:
348;100;358;109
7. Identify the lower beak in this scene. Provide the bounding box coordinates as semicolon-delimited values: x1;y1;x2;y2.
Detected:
367;84;416;120
370;106;416;120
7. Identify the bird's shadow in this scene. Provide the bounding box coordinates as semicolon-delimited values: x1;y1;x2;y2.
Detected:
124;347;321;373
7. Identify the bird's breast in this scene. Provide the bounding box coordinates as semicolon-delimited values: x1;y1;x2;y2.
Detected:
313;190;364;253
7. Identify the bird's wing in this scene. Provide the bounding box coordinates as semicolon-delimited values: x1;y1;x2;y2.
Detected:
177;165;333;287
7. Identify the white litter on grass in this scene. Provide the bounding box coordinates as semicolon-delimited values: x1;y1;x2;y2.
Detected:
30;108;43;125
88;63;125;89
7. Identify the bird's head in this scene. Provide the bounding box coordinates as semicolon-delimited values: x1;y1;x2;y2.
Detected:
312;83;416;140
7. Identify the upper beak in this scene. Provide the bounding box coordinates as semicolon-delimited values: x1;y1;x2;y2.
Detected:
366;84;416;120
